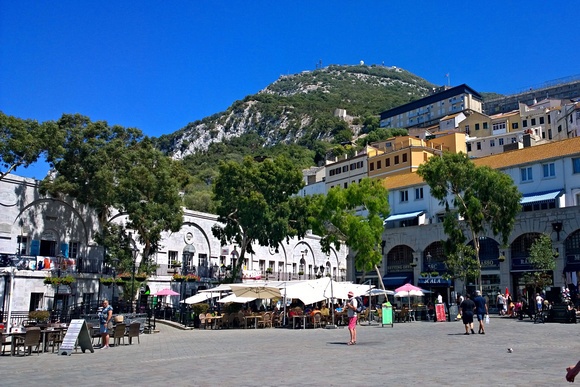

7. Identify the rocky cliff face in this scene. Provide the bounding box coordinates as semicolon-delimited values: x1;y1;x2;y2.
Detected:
156;64;436;159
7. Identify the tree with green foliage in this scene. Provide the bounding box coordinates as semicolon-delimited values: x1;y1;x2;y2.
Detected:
211;156;307;282
417;152;522;291
0;111;49;180
41;115;188;277
308;178;389;288
521;234;557;292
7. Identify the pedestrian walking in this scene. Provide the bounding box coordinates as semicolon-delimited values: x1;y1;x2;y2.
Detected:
497;292;505;316
459;294;476;335
566;360;580;382
473;290;488;334
345;291;357;345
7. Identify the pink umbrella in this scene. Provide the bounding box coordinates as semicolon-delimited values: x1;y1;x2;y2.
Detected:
154;288;180;296
395;283;424;294
394;283;426;308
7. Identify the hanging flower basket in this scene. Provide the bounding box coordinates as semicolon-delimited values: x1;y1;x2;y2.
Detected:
498;255;506;262
134;274;148;282
99;277;121;286
118;273;132;282
173;273;199;282
43;275;76;286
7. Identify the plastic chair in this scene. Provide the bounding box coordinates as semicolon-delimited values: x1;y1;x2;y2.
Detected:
111;323;126;346
199;314;206;329
125;322;141;344
312;313;322;329
14;328;42;356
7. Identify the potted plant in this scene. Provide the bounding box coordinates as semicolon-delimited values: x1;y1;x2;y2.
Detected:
266;267;273;274
298;271;304;276
99;277;119;286
134;273;148;282
172;273;186;282
118;273;132;282
170;260;181;268
420;272;429;278
498;255;506;263
430;271;440;277
185;274;200;282
29;310;50;323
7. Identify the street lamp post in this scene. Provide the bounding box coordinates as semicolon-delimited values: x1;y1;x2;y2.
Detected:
53;253;64;319
131;245;139;314
111;258;119;310
181;251;191;326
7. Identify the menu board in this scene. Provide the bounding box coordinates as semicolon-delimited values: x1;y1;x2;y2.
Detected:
435;304;446;322
59;319;94;356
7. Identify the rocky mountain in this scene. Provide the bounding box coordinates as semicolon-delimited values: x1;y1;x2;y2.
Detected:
155;64;438;160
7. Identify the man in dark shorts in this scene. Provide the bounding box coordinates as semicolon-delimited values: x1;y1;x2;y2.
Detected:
473;290;489;334
459;294;476;335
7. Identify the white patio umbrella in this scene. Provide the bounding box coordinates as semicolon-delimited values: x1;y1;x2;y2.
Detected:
217;293;256;304
230;284;282;299
182;293;217;305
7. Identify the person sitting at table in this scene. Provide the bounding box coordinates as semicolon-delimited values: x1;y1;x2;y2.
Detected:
320;303;330;317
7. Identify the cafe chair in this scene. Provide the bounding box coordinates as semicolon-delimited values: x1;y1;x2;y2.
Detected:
14;328;42;356
258;312;272;328
46;329;64;353
205;313;213;329
312;313;323;329
199;314;206;330
125;322;140;345
0;332;11;355
87;323;102;346
221;313;230;329
111;323;126;346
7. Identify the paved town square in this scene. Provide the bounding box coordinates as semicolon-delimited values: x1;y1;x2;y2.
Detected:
0;316;577;386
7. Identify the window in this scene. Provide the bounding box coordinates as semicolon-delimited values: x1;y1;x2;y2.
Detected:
522;119;527;128
400;190;408;202
499;138;504;146
490;139;495;147
542;163;555;178
512;122;519;129
511;137;517;143
344;182;348;189
377;160;382;169
350;163;355;171
492;122;506;131
573;158;580;174
357;161;363;168
531;118;536;126
476;142;481;150
465;125;470;134
17;235;28;255
483;122;488;129
168;250;178;265
466;143;472;152
386;158;390;167
370;162;374;171
342;166;348;173
520;167;533;182
69;241;79;259
402;153;408;163
539;117;544;125
394;155;400;165
475;123;480;130
415;187;423;200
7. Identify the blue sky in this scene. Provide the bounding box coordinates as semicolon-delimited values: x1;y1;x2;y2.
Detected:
1;1;578;179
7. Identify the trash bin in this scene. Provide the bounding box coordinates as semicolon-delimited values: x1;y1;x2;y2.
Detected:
382;302;393;327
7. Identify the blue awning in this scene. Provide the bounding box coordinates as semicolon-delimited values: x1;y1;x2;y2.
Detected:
383;210;425;223
520;190;562;205
382;273;413;288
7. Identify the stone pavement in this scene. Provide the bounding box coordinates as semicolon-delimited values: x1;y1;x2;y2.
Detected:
0;316;577;386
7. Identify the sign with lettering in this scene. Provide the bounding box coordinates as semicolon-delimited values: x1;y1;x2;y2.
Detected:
59;319;94;356
418;277;451;286
435;304;446;322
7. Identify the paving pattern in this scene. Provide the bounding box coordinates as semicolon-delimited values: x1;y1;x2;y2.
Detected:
0;316;577;386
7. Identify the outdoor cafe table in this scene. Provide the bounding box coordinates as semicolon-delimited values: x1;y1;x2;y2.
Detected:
208;316;222;329
6;327;68;356
292;315;308;329
244;315;262;329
